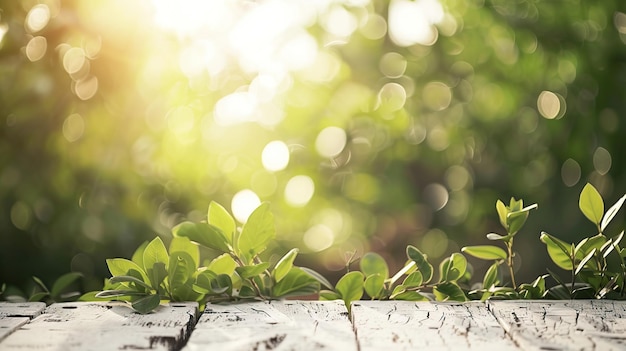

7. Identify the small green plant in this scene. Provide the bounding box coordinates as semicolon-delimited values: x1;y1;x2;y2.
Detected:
93;202;327;313
1;273;82;304
461;197;538;299
84;182;626;314
540;183;626;299
321;245;469;311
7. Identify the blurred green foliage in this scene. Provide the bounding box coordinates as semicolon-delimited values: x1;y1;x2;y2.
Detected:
1;0;626;292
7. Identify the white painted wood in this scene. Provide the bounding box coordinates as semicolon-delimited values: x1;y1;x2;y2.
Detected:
351;300;521;350
488;300;626;351
184;300;357;351
0;301;198;351
0;302;46;342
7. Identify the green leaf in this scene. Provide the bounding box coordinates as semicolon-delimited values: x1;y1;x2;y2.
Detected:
32;276;49;293
143;237;169;271
208;201;236;244
335;271;364;304
272;267;319;298
439;253;467;282
131;294;161;314
109;276;153;291
433;282;467;302
602;231;623;258
507;211;529;235
319;290;341;300
482;262;500;289
192;270;217;294
392;291;429;301
106;258;149;283
50;272;82;299
576;234;606;257
238;203;275;258
575;249;596;275
207;254;237;276
236;262;270;279
406;246;433;284
364;274;385;298
601;194;626;231
300;267;334;290
273;248;298;283
28;292;49;302
579;183;604;226
168;251;196;295
95;290;148;298
173;222;231;253
402;271;423;288
359;252;389;279
462;245;507;260
131;241;149;268
143;237;169;289
486;233;508;241
540;232;573;270
211;274;233;295
169;236;199;269
496;200;508;229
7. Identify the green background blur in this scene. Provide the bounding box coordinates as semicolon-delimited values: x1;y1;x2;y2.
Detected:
1;0;626;293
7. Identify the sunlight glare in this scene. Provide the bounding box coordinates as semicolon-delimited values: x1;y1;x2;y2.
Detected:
388;0;444;47
303;224;334;252
285;175;315;207
26;4;51;33
315;127;347;158
262;141;290;172
231;189;261;223
214;92;257;126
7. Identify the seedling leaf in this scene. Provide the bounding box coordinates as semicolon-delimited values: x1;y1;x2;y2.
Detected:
273;248;298;283
406;245;433;283
173;221;231;253
335;271;364;304
272;267;319;298
579;183;604;226
602;194;626;231
360;252;389;279
364;274;385;298
131;294;161;314
238;203;275;258
300;267;334;290
462;245;507;260
50;272;82;299
540;232;573;270
208;201;236;244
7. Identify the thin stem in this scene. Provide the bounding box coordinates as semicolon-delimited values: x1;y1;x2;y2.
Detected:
571;255;576;297
506;240;517;290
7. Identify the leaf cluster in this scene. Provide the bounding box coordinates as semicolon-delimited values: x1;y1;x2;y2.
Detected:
90;202;325;313
1;273;82;304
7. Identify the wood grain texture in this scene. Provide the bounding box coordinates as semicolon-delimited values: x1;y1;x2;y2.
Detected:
0;301;198;351
184;300;357;351
351;300;521;351
0;302;46;342
488;300;626;351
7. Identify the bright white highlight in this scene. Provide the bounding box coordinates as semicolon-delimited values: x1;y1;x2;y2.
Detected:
262;141;290;172
231;189;261;223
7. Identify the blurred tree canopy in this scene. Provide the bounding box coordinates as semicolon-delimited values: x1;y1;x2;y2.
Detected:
1;0;626;291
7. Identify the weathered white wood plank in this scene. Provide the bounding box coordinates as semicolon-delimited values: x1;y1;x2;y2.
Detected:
184;300;357;351
0;302;46;342
489;300;626;351
352;300;521;350
0;301;198;351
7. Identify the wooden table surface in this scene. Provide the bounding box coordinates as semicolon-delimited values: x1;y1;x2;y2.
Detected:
1;300;625;350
